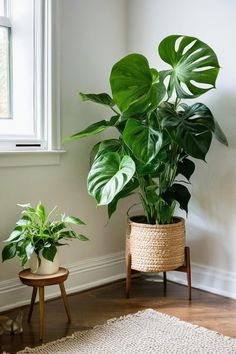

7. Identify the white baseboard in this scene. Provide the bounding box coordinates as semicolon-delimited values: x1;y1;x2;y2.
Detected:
2;254;235;312
0;251;126;313
166;262;236;300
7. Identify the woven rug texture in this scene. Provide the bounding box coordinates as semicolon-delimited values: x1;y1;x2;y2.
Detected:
17;309;236;354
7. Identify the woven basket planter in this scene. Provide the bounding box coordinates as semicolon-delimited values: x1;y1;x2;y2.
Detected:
126;216;185;272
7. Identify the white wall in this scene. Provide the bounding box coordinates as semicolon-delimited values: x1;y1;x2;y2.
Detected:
0;0;128;311
127;0;236;297
60;0;130;259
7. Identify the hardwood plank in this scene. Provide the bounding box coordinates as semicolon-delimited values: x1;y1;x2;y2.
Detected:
1;277;236;354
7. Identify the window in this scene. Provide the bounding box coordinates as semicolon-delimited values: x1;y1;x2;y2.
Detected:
0;1;11;119
0;0;60;152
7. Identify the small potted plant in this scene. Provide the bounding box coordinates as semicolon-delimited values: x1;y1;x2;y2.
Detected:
64;34;228;273
2;202;88;275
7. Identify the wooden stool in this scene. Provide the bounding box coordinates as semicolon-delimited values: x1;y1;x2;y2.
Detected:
19;267;71;341
126;246;192;300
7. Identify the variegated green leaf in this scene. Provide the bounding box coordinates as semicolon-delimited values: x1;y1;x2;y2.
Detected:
65;116;119;141
123;119;162;164
79;92;115;107
158;35;220;98
87;152;135;205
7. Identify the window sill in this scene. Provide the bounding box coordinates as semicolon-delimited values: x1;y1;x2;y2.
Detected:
0;149;66;167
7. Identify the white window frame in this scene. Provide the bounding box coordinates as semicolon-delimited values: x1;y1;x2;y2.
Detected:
0;0;62;155
0;1;12;120
44;0;61;151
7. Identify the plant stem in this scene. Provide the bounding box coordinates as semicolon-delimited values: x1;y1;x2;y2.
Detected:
111;107;120;115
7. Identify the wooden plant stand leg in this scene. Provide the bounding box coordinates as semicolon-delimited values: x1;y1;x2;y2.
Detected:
185;246;192;301
174;246;192;301
163;272;167;293
38;286;44;341
59;282;71;322
125;253;132;298
28;286;37;322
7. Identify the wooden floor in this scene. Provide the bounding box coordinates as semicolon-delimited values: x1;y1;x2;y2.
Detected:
1;276;236;353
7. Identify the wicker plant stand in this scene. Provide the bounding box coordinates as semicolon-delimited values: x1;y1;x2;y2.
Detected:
125;246;191;300
125;216;192;300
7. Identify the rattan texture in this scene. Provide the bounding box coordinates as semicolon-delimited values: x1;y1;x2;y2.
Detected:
127;217;185;272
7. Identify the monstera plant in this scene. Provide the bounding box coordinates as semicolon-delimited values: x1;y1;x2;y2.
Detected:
65;35;228;225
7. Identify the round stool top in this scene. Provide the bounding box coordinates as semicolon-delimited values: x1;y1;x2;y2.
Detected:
19;267;69;287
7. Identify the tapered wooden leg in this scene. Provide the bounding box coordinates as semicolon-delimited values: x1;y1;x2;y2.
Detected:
28;287;37;322
59;282;71;322
185;247;192;301
39;287;44;341
163;272;167;293
125;253;132;298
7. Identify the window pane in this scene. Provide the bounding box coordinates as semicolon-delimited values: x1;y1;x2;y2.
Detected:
0;26;10;118
0;0;4;16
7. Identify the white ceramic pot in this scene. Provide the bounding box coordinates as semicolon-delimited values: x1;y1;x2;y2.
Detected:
29;250;59;275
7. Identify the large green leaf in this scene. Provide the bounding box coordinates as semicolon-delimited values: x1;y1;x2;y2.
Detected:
122;82;166;115
4;226;23;242
87;152;136;205
177;158;195;181
58;230;76;240
157;102;180;129
176;103;214;160
79;92;115;107
110;54;165;114
90;139;122;166
108;178;139;218
163;183;191;213
158;35;220;98
42;245;57;262
136;159;165;177
159;103;215;160
51;222;66;233
2;243;17;262
123;119;162;164
58;231;89;242
213;119;228;146
65;116;119;141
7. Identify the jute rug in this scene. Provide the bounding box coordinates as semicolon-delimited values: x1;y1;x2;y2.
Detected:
17;309;236;354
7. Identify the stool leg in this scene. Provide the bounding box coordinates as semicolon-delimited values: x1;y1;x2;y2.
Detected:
28;286;37;322
185;247;192;301
125;253;132;298
163;272;167;293
59;282;71;322
39;286;44;341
